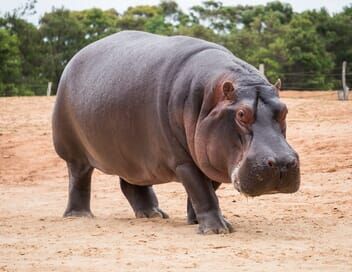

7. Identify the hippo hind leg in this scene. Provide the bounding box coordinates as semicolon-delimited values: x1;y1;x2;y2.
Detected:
120;178;169;219
187;181;221;225
63;161;94;218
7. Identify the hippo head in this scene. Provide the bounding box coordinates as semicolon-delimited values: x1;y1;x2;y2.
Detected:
193;76;300;197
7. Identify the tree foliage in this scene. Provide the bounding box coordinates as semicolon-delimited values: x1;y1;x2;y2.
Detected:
0;0;351;95
0;29;21;96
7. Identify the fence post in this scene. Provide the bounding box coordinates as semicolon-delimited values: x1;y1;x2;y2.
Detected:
47;82;52;96
259;64;265;76
342;61;349;100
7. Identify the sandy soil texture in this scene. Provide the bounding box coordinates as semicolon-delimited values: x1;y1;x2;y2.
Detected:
0;91;351;271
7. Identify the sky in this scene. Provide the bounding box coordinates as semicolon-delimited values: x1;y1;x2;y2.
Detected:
1;0;351;24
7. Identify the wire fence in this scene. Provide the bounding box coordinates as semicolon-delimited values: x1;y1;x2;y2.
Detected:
1;71;351;96
281;72;352;91
25;83;49;96
0;83;49;96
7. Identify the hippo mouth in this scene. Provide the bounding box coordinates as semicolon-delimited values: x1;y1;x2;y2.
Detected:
230;154;282;197
231;160;244;194
231;166;281;197
230;151;249;195
230;159;299;197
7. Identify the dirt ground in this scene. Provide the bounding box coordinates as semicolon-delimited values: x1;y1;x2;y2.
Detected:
0;91;351;271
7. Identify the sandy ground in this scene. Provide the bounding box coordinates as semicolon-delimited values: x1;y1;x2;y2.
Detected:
0;91;351;271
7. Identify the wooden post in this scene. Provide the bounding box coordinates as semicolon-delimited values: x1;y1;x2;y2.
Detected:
259;64;265;76
342;61;349;100
47;82;52;96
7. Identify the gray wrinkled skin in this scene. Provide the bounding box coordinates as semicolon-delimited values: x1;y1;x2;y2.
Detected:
53;31;300;234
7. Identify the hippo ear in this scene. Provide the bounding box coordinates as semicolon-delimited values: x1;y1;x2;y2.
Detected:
273;78;281;96
274;78;281;90
222;81;235;100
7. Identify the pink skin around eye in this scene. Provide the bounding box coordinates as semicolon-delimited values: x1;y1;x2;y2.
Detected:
236;107;253;125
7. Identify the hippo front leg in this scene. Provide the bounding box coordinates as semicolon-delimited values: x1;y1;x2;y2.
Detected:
176;163;233;234
187;181;221;225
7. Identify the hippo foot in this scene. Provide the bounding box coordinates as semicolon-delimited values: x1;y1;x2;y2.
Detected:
63;210;94;218
187;216;198;225
135;207;169;219
197;214;234;235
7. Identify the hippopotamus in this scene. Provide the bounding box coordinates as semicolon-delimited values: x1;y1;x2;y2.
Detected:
52;30;300;234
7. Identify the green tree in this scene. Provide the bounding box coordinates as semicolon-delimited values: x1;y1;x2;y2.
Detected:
0;16;46;83
0;29;22;96
117;5;162;31
190;1;239;33
116;3;177;34
39;8;85;90
160;0;192;27
73;8;119;44
144;15;173;34
0;0;48;94
282;13;334;88
177;24;218;42
308;6;352;88
221;2;292;84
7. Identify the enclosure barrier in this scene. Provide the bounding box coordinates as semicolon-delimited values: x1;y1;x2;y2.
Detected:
337;61;349;100
258;62;350;101
2;63;351;97
47;82;52;96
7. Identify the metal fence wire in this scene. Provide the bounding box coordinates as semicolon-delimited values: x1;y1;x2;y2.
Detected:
280;71;352;90
2;70;351;96
1;83;49;96
26;83;49;96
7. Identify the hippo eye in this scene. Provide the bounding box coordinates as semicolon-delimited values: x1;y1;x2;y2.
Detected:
236;108;253;125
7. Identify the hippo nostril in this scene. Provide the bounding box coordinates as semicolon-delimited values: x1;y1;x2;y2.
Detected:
267;158;276;168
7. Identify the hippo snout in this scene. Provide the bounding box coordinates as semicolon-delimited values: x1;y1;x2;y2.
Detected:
231;152;300;197
266;155;298;172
